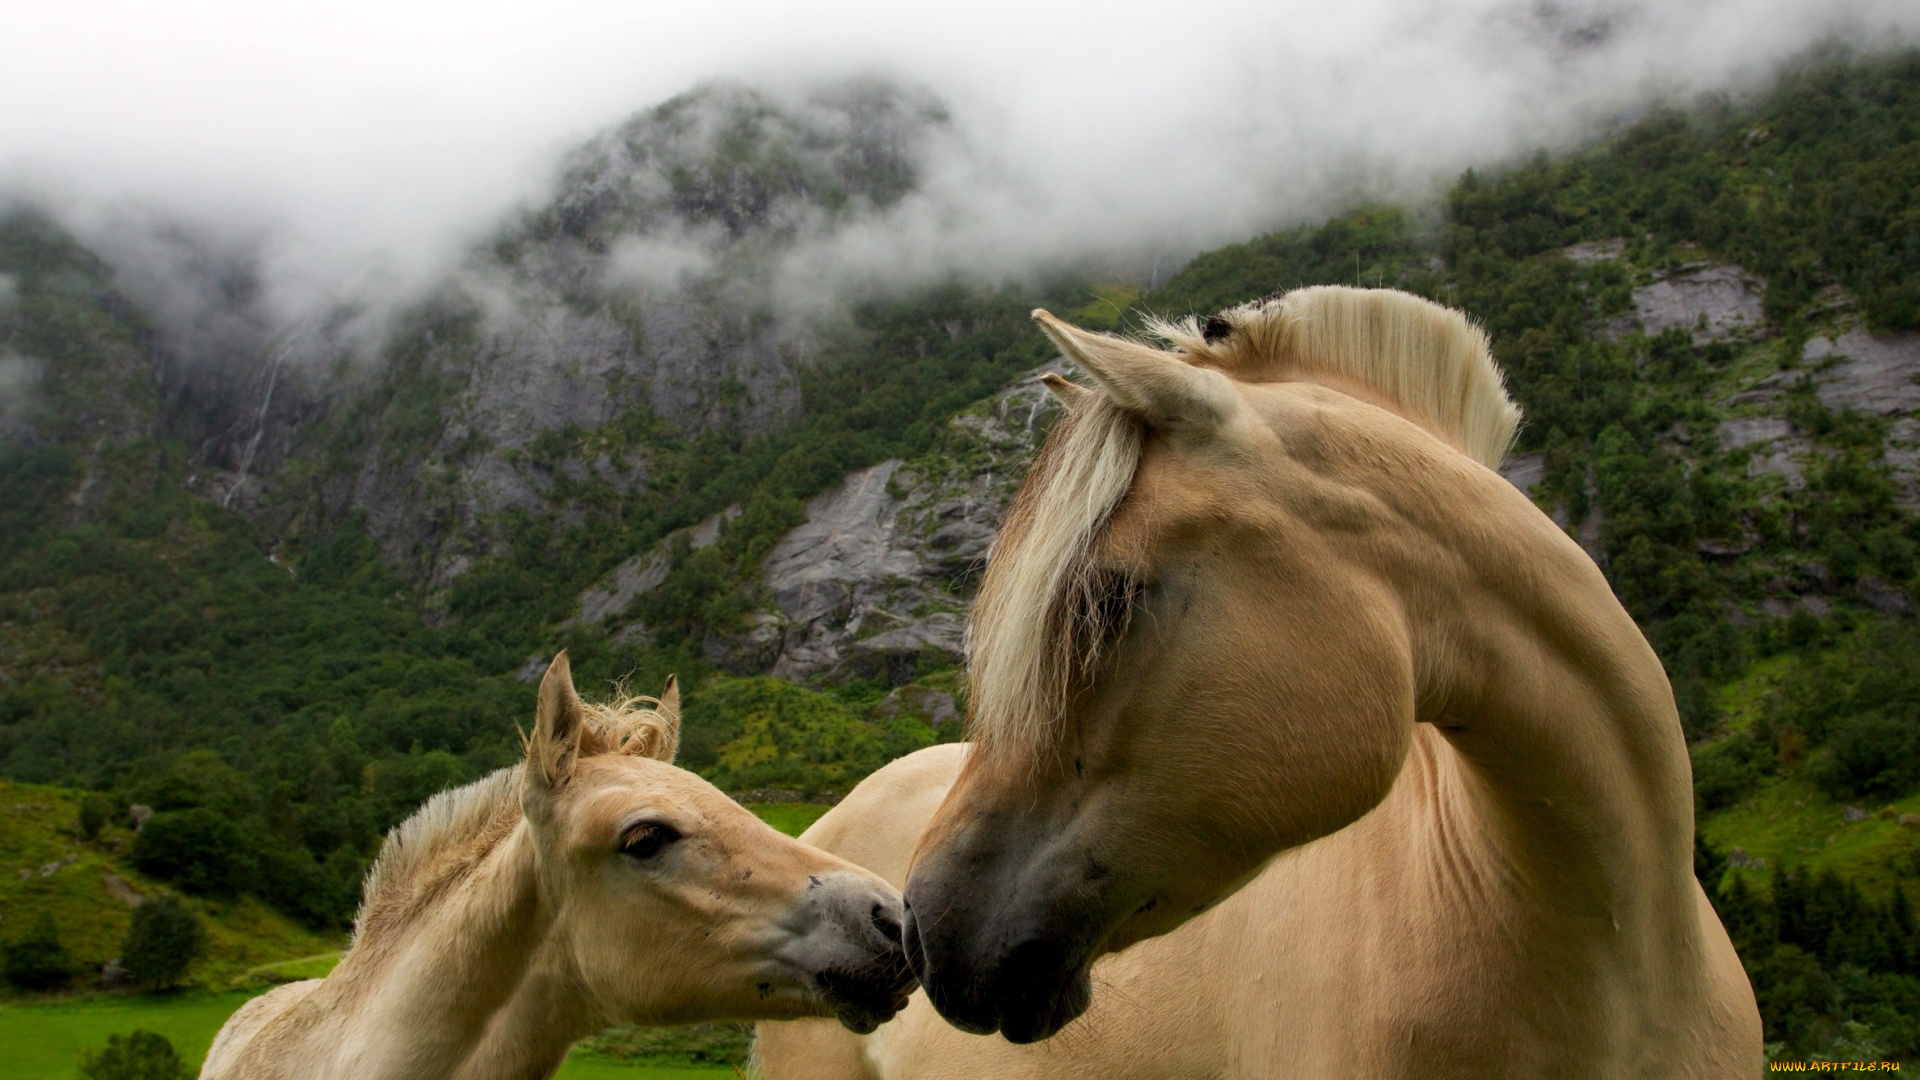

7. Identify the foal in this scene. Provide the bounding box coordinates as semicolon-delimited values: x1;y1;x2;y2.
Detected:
202;654;912;1080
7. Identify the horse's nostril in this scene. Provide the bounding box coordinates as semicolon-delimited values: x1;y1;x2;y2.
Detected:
871;903;903;945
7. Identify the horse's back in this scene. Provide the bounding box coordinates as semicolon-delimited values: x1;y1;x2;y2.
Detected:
200;979;323;1080
801;743;968;887
760;746;967;1080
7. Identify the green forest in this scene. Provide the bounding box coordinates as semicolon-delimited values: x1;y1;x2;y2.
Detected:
4;46;1920;1061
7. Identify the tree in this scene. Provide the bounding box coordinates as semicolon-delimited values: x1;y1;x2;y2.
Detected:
2;912;74;990
131;807;257;896
119;894;205;990
79;1030;189;1080
79;792;113;840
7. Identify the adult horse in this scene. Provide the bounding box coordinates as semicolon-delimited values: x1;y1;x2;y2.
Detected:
201;654;913;1080
882;287;1754;1074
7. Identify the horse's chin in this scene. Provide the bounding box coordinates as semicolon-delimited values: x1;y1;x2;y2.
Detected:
995;963;1094;1044
810;964;917;1034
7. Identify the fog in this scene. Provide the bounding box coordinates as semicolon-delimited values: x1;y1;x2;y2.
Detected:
2;0;1916;337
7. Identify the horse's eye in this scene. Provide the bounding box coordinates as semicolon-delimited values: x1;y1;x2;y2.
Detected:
620;822;680;860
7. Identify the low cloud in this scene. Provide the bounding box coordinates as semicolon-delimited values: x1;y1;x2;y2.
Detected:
1;0;1914;356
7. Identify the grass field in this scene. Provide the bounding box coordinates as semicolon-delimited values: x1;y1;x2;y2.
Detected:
745;803;831;837
0;779;343;987
0;990;737;1078
0;795;827;1077
0;990;257;1078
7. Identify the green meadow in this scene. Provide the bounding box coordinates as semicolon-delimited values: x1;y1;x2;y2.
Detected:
0;990;735;1078
0;802;823;1077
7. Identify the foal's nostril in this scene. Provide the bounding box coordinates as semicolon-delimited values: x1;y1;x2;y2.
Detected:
871;903;903;946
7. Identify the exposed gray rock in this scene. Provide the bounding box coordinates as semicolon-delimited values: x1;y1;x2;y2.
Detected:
1718;333;1920;505
1561;239;1625;265
1716;416;1814;492
575;550;671;629
1500;453;1545;498
1886;417;1920;509
1858;575;1915;617
872;685;960;729
1605;263;1765;344
1805;331;1920;416
737;364;1067;681
567;505;741;630
1716;416;1792;450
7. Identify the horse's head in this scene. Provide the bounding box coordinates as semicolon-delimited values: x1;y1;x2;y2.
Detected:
521;654;913;1033
902;291;1518;1041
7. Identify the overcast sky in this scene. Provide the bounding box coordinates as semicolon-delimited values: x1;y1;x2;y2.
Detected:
2;0;1915;316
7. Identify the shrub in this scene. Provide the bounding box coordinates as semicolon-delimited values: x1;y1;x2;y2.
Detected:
681;677;913;793
1809;712;1920;799
79;1030;189;1080
1691;733;1776;812
79;792;113;840
119;894;205;990
131;807;257;896
3;912;74;990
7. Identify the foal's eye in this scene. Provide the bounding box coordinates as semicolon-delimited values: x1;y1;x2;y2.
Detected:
620;822;680;860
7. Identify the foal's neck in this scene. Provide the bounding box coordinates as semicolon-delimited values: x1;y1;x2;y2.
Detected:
328;821;581;1080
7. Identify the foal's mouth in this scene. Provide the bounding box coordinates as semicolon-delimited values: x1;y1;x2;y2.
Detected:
810;958;917;1033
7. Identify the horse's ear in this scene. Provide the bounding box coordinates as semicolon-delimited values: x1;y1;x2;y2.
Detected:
622;675;681;764
528;651;585;790
1032;309;1238;432
1038;371;1093;408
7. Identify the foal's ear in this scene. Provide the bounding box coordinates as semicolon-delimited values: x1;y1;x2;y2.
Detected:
528;651;586;790
621;675;681;764
1031;309;1238;432
1038;371;1094;408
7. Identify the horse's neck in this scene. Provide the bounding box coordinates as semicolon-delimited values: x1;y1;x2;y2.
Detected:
324;823;575;1080
1408;479;1699;939
451;954;603;1080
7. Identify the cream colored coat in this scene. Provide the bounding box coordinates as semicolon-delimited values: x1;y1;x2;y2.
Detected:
762;737;1757;1078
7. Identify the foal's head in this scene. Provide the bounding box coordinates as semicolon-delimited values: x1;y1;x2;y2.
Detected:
901;288;1520;1041
519;654;912;1032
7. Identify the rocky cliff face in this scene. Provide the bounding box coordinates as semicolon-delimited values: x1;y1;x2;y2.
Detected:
1513;241;1920;619
744;362;1066;681
173;81;952;594
557;359;1068;682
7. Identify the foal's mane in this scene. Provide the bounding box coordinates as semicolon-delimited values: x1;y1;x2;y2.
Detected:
967;286;1520;758
354;693;677;940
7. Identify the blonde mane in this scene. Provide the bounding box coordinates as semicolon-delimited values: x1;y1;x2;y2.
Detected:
1154;285;1519;468
355;693;677;938
967;286;1520;758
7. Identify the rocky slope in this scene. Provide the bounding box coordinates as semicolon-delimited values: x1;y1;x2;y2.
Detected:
172;80;952;595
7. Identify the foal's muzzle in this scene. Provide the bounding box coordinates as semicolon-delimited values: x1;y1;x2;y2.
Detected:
789;874;917;1033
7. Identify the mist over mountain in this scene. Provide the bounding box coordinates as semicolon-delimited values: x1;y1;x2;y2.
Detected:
5;10;1920;1059
6;0;1916;354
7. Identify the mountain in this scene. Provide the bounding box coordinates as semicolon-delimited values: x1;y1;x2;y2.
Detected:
4;46;1920;1058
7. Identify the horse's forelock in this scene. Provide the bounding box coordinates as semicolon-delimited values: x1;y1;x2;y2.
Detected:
966;394;1144;763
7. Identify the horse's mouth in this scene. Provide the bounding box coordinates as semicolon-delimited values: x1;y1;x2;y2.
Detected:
901;901;1096;1043
810;960;917;1033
